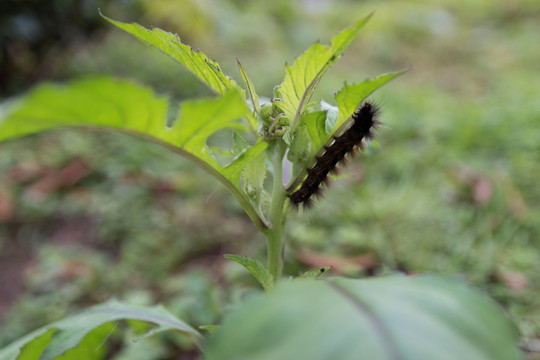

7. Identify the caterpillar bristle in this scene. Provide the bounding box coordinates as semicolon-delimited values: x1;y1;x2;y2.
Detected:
339;156;350;166
329;165;340;175
303;198;314;209
358;140;367;151
287;101;381;209
311;190;323;200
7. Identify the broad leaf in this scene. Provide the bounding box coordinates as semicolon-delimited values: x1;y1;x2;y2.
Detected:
278;14;372;127
224;254;274;291
0;77;268;230
204;275;523;360
0;299;200;360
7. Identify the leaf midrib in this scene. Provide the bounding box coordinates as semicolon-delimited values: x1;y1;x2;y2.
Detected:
327;281;404;360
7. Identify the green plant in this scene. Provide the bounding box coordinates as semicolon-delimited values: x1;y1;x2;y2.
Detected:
0;13;524;360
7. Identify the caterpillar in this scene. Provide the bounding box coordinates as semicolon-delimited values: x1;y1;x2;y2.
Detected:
287;101;381;208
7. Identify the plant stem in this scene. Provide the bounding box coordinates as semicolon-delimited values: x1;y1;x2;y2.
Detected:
266;142;287;280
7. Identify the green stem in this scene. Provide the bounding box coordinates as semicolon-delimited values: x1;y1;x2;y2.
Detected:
266;142;287;280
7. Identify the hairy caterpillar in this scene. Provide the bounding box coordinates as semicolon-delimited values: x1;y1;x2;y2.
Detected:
287;102;381;208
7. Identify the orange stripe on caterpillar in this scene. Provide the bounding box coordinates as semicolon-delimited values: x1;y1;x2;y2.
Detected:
288;101;380;208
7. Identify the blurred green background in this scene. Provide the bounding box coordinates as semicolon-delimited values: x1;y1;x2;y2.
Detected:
1;0;539;358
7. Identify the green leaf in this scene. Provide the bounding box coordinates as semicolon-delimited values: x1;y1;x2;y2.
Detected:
232;131;249;156
286;123;311;165
278;14;372;127
241;150;267;200
334;69;407;132
204;275;523;360
16;329;55;360
0;299;200;360
0;77;268;230
222;141;267;187
101;14;260;134
300;111;327;160
319;100;339;134
285;107;331;189
101;13;241;97
224;254;274;291
50;323;113;360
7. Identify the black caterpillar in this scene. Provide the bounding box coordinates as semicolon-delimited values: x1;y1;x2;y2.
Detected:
288;101;381;208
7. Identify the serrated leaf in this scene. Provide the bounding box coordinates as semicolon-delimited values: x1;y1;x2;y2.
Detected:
279;15;372;127
224;254;274;291
101;13;241;97
334;69;407;132
102;14;259;133
0;299;200;360
0;77;268;230
205;275;523;360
